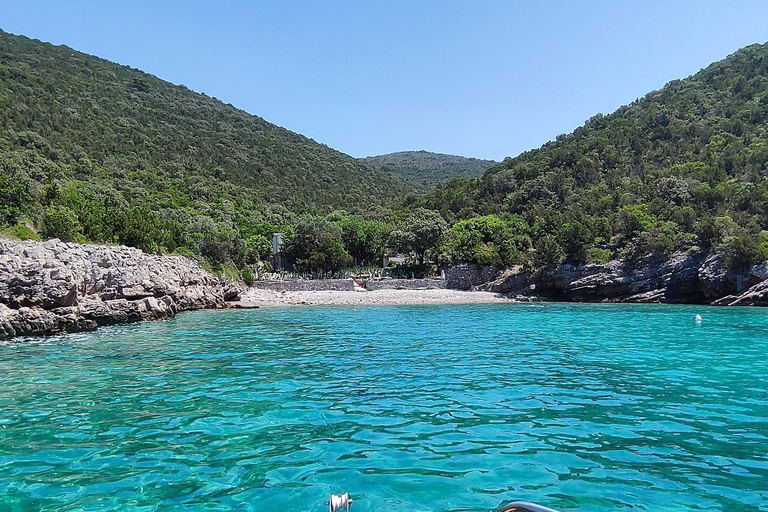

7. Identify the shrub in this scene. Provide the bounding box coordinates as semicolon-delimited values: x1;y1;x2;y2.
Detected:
533;235;564;268
586;248;613;265
4;223;41;241
241;267;255;286
719;233;766;270
42;205;83;242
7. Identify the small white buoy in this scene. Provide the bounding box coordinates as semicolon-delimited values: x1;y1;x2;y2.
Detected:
695;314;702;325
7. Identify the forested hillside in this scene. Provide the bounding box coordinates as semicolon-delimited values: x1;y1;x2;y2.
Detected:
0;30;418;255
419;42;768;269
363;150;496;187
3;28;768;278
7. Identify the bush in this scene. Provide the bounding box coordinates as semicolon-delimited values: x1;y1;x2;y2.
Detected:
586;248;613;265
241;267;255;286
284;216;352;272
42;205;83;242
245;234;273;263
114;206;162;253
719;233;766;270
0;176;29;225
533;235;564;268
3;223;41;241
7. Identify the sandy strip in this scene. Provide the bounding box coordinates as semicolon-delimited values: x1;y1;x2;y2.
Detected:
235;288;515;307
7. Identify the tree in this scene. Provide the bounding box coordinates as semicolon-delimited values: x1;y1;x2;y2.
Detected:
245;234;273;263
114;206;163;254
283;216;352;272
557;221;592;264
533;235;564;268
389;208;447;265
440;215;526;267
41;205;83;242
339;218;390;266
0;175;29;225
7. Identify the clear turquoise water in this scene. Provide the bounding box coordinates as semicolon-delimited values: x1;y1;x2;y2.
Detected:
0;303;767;512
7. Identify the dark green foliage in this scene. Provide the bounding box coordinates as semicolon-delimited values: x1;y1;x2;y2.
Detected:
244;234;273;263
0;175;29;224
586;247;612;265
339;217;391;266
418;42;768;267
557;221;592;263
0;30;419;273
185;216;245;265
719;232;765;269
283;217;352;272
533;235;564;268
241;267;255;286
364;151;497;187
389;208;447;265
114;206;163;254
42;205;82;242
700;215;768;269
439;214;530;267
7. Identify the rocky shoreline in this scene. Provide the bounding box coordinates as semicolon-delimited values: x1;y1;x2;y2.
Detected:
2;239;766;340
476;249;768;306
0;239;241;339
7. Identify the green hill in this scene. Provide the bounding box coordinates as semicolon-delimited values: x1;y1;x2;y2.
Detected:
418;42;768;269
362;150;496;187
0;29;418;233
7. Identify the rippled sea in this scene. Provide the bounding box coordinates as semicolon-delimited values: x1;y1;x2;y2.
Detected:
1;303;767;512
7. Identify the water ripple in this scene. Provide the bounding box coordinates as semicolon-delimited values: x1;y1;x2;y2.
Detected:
1;303;767;511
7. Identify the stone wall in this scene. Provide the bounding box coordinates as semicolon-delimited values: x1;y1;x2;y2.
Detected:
444;264;501;290
364;278;447;291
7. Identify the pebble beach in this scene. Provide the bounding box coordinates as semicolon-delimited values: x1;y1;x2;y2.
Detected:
236;287;514;307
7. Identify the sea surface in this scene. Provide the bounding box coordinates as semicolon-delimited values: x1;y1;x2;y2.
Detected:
0;303;766;512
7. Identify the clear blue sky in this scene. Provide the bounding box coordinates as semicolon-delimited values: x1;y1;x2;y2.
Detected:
3;1;768;161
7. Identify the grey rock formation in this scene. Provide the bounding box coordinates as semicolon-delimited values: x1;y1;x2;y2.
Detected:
0;239;243;338
472;249;767;306
710;279;768;306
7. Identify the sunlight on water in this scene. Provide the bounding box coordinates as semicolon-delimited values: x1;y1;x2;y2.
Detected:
0;303;766;511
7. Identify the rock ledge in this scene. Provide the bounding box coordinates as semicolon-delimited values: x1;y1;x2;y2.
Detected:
0;239;242;338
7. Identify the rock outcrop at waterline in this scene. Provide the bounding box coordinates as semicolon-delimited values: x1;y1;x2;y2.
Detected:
0;239;242;338
476;249;768;306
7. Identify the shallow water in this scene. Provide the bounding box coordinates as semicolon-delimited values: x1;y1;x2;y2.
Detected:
0;303;766;511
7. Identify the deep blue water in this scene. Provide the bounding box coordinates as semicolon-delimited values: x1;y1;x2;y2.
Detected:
0;303;766;512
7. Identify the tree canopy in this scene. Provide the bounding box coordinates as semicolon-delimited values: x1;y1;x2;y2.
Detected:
418;42;768;269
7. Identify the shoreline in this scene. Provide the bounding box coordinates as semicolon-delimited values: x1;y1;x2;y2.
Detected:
3;237;768;339
235;287;523;307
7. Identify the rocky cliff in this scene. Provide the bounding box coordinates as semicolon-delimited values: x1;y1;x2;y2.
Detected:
476;249;768;306
0;239;242;338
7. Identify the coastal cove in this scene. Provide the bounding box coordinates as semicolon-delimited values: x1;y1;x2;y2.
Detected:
3;238;768;340
1;303;766;511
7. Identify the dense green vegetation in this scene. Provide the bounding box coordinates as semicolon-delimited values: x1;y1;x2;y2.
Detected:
363;151;496;187
0;30;423;273
419;42;768;269
3;28;768;277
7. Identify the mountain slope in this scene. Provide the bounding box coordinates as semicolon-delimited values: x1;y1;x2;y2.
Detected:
362;150;496;187
0;29;419;227
419;42;768;267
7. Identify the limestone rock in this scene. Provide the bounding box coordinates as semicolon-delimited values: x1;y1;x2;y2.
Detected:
469;249;768;306
0;239;242;339
710;279;768;306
